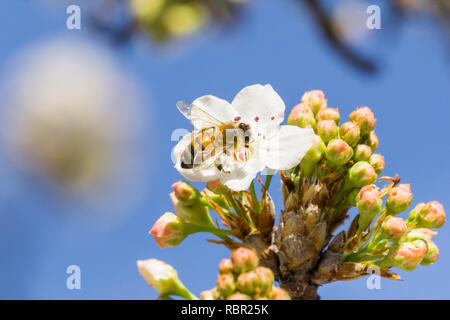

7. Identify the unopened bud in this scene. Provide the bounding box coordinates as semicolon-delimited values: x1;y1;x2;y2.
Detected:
287;103;316;129
236;271;260;295
137;259;194;299
389;240;428;272
406;228;437;242
349;106;376;135
317;120;338;144
219;259;234;274
149;212;189;248
172;181;198;204
301;90;327;115
300;135;326;179
227;292;252;300
268;287;291;300
170;192;214;227
408;201;446;229
316;107;340;124
353;144;372;162
302;134;326;164
231;247;259;274
369;154;385;174
348;161;377;188
255;267;275;294
421;241;439;266
325;139;353;166
216;273;236;297
381;216;408;241
386;184;413;215
367;131;379;151
356;185;382;230
200;288;218;300
339;121;360;146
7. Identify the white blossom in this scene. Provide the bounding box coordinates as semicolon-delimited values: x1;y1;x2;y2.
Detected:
173;84;314;191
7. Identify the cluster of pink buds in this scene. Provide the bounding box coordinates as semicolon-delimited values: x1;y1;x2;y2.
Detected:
150;181;232;248
142;88;446;300
344;187;445;272
283;89;445;285
201;248;290;300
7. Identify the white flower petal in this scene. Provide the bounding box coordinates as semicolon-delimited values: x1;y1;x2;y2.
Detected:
259;125;314;170
173;133;220;182
231;84;285;128
219;158;264;191
191;95;238;129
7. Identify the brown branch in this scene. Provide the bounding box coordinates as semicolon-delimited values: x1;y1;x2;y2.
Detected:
300;0;377;73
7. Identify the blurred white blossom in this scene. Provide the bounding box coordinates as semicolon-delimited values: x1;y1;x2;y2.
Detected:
1;38;146;204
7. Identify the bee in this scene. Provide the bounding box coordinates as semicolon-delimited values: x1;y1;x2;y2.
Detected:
176;101;253;173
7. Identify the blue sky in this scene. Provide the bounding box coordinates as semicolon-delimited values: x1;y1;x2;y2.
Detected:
0;0;449;299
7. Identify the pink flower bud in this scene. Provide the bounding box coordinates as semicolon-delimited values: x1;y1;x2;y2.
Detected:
421;241;439;266
357;185;382;229
268;287;291;300
349;106;376;135
218;259;234;274
339;121;360;146
367;131;379;151
216;273;236;297
386;184;413;215
137;259;193;299
170;191;214;227
407;203;425;223
390;240;428;271
316;107;340;124
353;144;373;162
149;212;187;248
227;292;252;300
317;120;338;144
231;247;259;273
236;271;260;295
301;134;326;164
369;154;385;174
301;90;327;115
415;201;446;229
381;216;408;241
325;138;353;166
406;228;437;242
348;161;377;187
171;181;198;204
255;266;275;294
287;103;316;129
200;288;218;300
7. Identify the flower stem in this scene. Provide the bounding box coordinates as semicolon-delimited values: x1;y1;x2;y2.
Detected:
249;181;260;213
225;190;243;217
262;169;275;199
177;286;199;300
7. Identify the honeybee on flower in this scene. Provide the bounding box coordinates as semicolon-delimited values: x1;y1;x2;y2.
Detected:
173;84;314;191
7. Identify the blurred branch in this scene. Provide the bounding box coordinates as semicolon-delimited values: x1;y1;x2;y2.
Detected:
300;0;377;73
83;0;449;74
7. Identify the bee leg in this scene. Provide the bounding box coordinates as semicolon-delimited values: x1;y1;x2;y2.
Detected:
216;163;230;174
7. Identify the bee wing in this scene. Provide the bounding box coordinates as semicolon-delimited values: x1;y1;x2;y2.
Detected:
176;101;224;128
